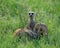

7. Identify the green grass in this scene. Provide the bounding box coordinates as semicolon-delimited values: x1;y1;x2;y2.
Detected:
0;0;60;48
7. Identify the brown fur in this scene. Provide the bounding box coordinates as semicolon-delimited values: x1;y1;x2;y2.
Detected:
14;26;38;39
14;29;24;37
34;23;48;38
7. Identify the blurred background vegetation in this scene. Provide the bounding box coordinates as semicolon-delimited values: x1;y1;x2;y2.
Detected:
0;0;60;48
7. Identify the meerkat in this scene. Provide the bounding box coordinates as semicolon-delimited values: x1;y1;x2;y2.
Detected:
14;27;38;39
27;11;36;30
34;23;48;38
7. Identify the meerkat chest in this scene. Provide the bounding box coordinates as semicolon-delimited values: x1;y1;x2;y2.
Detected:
29;21;36;30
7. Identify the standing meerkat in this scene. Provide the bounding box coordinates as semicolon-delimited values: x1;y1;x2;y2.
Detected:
27;11;36;30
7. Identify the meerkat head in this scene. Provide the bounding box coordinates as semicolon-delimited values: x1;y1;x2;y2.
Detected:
28;11;34;21
29;11;34;17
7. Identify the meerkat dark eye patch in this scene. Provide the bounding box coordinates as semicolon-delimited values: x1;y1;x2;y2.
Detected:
29;13;34;16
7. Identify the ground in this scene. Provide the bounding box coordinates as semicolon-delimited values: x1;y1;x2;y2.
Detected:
0;0;60;48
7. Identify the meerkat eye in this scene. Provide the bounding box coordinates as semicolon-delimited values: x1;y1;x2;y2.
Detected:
32;13;34;15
